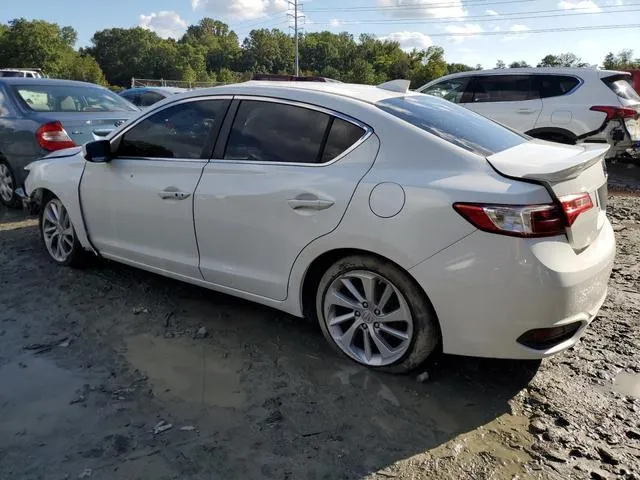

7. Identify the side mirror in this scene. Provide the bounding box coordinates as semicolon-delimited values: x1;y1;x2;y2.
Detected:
84;140;113;163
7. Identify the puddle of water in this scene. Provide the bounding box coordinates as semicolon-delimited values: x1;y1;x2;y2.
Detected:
613;372;640;397
125;334;246;412
0;356;84;443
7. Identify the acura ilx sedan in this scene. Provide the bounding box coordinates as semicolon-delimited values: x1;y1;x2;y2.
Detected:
21;79;615;372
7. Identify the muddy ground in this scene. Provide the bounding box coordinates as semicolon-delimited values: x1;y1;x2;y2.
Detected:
0;165;639;480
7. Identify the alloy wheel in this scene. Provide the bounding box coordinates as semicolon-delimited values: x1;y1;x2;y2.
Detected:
322;270;414;367
0;163;14;203
42;199;75;263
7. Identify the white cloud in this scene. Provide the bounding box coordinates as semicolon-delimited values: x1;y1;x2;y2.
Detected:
485;9;499;15
330;18;343;27
193;0;289;20
445;23;482;43
378;0;466;19
139;11;188;39
501;24;530;41
379;31;433;51
557;0;602;12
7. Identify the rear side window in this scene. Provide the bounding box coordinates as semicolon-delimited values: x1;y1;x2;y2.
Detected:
118;99;229;159
602;75;640;101
378;95;526;156
472;75;533;102
13;84;137;112
534;75;581;98
322;118;366;163
140;91;165;107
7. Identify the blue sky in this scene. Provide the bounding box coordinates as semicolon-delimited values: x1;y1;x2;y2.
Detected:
2;0;638;68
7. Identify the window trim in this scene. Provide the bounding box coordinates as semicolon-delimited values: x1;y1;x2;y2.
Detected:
110;95;234;163
213;95;373;168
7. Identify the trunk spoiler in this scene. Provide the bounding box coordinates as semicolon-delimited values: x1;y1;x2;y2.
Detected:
487;142;609;183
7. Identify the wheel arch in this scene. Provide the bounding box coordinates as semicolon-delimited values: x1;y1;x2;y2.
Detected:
299;248;441;336
525;127;577;143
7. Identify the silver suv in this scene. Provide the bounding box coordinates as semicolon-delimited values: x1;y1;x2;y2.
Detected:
418;68;640;160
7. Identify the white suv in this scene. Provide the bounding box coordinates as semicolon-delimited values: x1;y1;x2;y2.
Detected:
418;68;640;160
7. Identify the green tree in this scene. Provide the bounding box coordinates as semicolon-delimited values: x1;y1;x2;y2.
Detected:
241;28;294;73
447;63;476;74
182;18;241;73
495;60;506;69
509;60;531;68
408;46;447;88
603;49;639;69
537;53;588;68
58;53;106;84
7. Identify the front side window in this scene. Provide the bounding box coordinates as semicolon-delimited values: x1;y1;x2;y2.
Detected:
472;75;533;103
378;95;526;156
421;77;471;104
12;85;138;112
225;101;331;163
118;99;230;159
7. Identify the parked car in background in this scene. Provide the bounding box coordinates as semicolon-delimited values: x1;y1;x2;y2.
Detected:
624;69;640;94
418;68;640;160
23;79;614;372
0;78;139;207
0;68;44;78
119;87;187;108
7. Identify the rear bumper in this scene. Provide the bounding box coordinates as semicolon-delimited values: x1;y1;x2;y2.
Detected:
409;220;616;359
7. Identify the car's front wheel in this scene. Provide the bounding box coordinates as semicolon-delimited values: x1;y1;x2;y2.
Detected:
316;255;440;373
40;197;87;267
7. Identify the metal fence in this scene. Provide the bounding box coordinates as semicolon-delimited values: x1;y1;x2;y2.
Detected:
131;78;227;89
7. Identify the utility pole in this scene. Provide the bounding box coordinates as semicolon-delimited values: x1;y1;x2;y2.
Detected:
287;0;301;75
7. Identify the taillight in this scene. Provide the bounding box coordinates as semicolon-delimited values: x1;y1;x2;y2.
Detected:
590;105;638;120
453;193;593;238
36;121;76;151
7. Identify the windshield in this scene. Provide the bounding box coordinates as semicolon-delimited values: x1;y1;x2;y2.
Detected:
13;84;138;113
602;76;640;101
377;95;526;156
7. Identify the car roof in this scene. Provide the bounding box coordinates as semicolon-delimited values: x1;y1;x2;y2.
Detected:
178;80;418;105
426;67;630;83
0;77;106;87
126;86;188;94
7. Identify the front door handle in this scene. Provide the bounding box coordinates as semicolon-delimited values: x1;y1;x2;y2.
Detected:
159;187;191;200
517;108;537;114
288;195;335;211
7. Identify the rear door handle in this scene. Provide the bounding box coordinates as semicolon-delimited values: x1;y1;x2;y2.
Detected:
517;108;537;114
159;187;191;200
288;196;334;211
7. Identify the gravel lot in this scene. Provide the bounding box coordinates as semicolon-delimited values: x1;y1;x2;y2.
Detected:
0;165;638;480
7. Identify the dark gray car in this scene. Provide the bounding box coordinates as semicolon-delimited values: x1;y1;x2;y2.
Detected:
0;78;139;207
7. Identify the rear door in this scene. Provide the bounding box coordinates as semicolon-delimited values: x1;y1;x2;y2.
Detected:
466;74;542;132
194;98;378;300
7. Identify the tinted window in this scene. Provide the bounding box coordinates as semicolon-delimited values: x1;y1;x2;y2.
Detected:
13;85;137;112
225;101;330;163
118;100;229;159
534;75;580;98
378;95;526;156
0;71;24;78
421;77;471;104
602;75;640;101
140;91;165;107
322;118;366;163
472;75;532;103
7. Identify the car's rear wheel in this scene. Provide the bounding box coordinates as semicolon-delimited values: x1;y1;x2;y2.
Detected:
316;255;439;373
40;197;87;267
0;161;21;209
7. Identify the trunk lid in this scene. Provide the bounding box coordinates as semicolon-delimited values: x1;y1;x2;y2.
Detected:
33;112;137;145
487;140;609;250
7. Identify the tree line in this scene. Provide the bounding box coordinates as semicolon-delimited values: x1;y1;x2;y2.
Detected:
1;18;638;89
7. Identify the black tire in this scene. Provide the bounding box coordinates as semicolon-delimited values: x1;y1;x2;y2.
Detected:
315;254;440;374
39;196;88;268
0;160;22;209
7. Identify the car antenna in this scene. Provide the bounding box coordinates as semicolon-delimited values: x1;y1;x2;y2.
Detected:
376;79;411;93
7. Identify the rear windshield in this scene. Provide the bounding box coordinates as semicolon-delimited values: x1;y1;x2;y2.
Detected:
12;84;138;113
377;95;526;156
602;75;640;101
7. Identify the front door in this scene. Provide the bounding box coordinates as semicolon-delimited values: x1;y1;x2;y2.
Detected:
465;74;542;132
194;99;378;300
80;98;230;278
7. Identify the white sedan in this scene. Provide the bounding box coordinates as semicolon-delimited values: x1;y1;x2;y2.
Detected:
22;79;615;373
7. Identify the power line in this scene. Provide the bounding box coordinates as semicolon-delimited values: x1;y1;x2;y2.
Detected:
311;6;640;25
381;23;640;37
304;0;542;12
